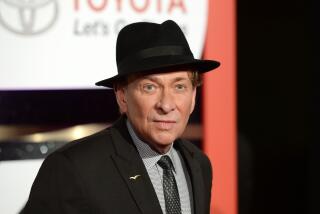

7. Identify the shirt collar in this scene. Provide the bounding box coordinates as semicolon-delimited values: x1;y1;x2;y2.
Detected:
126;119;177;171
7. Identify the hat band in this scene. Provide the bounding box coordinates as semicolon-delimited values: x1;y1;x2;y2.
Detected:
118;45;193;73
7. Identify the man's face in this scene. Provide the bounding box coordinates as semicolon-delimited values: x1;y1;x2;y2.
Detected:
115;71;197;154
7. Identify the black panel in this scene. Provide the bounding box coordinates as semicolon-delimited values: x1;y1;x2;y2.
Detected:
0;89;120;124
237;0;312;213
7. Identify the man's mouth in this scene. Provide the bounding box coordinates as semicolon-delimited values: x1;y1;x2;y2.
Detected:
153;120;176;130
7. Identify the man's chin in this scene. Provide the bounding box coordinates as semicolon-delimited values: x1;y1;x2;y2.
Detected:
148;135;177;152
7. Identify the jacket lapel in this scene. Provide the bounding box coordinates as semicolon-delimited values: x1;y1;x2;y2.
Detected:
175;140;206;214
109;117;163;214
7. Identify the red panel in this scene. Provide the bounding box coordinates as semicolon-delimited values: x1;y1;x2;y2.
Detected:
202;0;237;214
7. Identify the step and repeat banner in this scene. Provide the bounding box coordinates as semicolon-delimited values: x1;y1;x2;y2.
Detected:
0;0;208;89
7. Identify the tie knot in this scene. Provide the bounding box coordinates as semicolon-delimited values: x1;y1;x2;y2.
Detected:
158;155;174;170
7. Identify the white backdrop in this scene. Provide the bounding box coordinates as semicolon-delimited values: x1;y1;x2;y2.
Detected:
0;159;44;214
0;0;208;90
0;0;209;213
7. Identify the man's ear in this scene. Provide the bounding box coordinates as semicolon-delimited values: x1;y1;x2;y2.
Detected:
114;86;127;114
190;87;197;115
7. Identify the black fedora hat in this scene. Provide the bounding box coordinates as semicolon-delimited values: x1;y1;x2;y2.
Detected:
95;20;220;88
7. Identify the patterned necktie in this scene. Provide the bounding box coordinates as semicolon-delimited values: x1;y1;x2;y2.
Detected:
158;155;182;214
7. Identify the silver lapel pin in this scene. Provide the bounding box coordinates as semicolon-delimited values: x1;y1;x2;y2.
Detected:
129;175;141;180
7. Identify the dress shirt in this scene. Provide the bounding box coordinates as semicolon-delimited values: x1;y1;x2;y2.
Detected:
126;120;192;214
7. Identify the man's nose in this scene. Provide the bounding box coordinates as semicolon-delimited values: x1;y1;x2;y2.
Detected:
156;89;176;114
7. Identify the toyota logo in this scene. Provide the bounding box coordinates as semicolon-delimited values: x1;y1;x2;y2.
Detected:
0;0;59;35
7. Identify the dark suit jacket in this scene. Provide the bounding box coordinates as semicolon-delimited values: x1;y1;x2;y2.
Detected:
23;117;212;214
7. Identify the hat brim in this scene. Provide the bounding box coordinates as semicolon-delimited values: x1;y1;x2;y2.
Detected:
95;59;220;88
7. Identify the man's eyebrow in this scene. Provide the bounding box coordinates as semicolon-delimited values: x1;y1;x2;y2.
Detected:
142;76;189;83
143;76;159;82
139;76;163;84
172;77;189;82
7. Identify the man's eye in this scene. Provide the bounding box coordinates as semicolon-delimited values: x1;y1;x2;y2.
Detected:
143;84;156;92
175;84;186;91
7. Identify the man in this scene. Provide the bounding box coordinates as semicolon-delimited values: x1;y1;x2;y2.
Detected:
23;20;220;214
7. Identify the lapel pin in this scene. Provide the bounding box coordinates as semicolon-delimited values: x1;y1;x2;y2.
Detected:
129;175;141;180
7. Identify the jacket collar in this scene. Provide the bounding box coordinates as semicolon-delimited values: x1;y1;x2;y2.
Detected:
174;140;206;214
110;116;163;214
110;115;206;214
